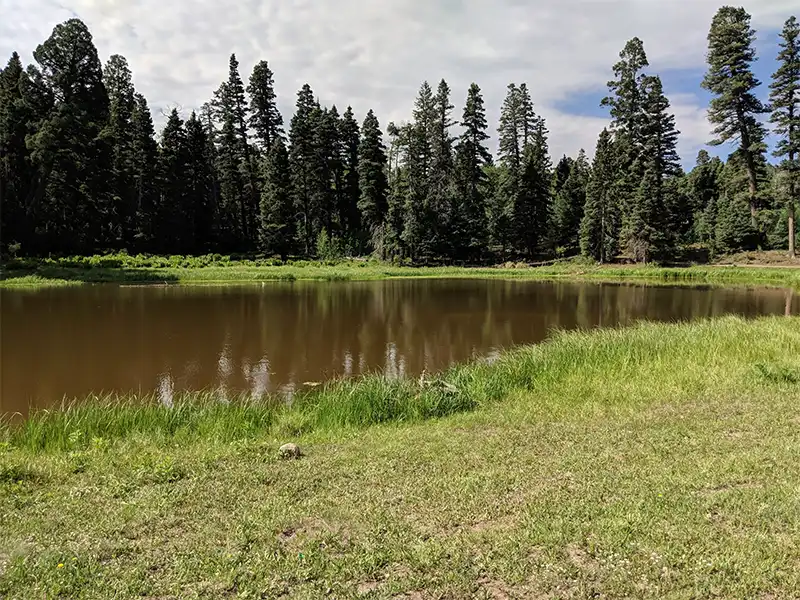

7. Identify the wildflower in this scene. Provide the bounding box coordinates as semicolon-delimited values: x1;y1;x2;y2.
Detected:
57;563;64;569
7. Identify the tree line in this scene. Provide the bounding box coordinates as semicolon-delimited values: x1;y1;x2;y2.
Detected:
1;6;797;262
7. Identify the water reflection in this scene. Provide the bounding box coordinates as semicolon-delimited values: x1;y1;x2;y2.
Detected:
1;279;797;416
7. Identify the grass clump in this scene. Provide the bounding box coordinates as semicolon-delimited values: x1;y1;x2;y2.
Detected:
1;316;799;598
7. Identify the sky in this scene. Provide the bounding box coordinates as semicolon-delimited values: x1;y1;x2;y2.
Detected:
1;0;797;169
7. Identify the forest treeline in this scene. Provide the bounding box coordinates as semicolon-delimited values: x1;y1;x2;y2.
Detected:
0;6;797;263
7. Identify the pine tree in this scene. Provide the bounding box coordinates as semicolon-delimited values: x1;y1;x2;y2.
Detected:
514;117;552;257
102;54;136;249
714;151;761;252
553;150;589;255
199;102;222;249
289;84;318;254
486;164;513;257
402;81;437;261
384;121;409;258
715;192;759;252
498;84;523;176
602;37;650;260
157;109;187;253
184;112;215;252
687;150;724;245
429;79;457;257
580;129;620;262
259;138;294;259
310;105;340;244
454;83;492;260
25;19;110;253
130;93;159;250
215;54;258;248
0;52;34;252
553;155;573;197
357;109;388;241
247;60;284;153
339;107;361;236
702;6;769;235
769;15;799;257
631;75;681;261
495;84;523;255
338;106;361;242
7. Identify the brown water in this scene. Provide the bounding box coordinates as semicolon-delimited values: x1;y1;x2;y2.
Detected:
1;279;797;417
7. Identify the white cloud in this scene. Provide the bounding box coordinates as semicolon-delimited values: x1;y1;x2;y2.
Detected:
1;0;793;165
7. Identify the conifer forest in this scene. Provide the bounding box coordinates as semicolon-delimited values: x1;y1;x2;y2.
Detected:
1;7;798;263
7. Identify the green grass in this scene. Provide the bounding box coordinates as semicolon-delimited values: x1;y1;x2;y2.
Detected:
2;252;799;289
2;316;800;598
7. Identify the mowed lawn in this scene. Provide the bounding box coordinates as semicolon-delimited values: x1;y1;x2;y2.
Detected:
1;316;799;599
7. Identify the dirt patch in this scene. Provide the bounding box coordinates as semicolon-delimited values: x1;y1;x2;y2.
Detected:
714;250;800;267
357;581;382;595
276;517;349;546
566;543;599;574
700;481;764;496
477;577;513;599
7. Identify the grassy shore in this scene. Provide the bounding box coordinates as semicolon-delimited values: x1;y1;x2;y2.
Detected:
2;316;799;598
2;253;800;289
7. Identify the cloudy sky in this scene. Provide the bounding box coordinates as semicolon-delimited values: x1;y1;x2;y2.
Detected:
2;0;797;168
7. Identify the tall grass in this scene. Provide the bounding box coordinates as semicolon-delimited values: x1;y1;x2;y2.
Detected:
4;316;798;453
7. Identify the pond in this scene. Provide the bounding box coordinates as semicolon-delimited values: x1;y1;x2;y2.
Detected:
1;279;797;417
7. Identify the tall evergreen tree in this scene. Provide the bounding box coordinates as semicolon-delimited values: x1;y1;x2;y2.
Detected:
687;150;724;244
247;60;284;153
215;54;257;247
497;82;543;257
453;82;492;259
495;84;523;255
310;105;340;242
357;109;388;242
157;109;187;253
0;52;33;252
130;93;159;250
553;155;573;197
630;75;681;261
486;164;513;257
770;15;800;257
702;6;768;233
428;79;457;257
259;138;294;258
714;151;761;252
580;129;620;262
384;121;410;258
402;81;437;261
553;150;588;255
25;19;110;253
498;84;523;175
184;111;215;251
338;106;361;241
602;37;650;260
102;54;136;249
289;84;318;253
514;117;552;257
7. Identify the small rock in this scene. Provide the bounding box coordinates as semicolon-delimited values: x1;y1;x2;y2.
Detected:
279;443;302;459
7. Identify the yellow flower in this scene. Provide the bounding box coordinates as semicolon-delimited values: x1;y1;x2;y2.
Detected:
57;563;64;569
